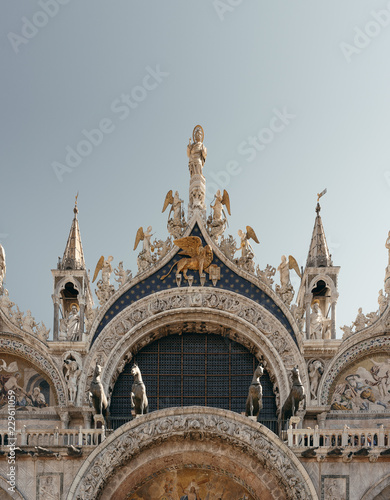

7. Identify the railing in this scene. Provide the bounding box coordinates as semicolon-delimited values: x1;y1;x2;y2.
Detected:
288;425;389;449
0;426;105;448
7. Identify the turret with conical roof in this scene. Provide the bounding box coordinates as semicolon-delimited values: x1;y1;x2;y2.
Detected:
297;195;340;341
51;197;93;342
61;197;86;271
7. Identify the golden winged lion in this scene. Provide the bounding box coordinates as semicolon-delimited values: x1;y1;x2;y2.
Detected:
160;236;213;281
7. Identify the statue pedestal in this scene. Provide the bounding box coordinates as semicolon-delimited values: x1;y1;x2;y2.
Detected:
247;416;257;422
289;416;301;429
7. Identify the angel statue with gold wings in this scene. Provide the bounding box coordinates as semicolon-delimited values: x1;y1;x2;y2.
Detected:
134;226;155;273
236;226;259;259
277;255;302;288
211;189;231;222
93;256;113;285
161;236;213;281
162;191;185;239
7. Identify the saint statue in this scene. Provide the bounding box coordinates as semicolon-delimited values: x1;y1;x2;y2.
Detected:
67;304;80;341
187;125;207;176
310;301;329;339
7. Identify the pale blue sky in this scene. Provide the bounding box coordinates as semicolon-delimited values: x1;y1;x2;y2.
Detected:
1;1;390;336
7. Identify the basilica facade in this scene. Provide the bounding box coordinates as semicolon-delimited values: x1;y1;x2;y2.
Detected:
0;126;390;500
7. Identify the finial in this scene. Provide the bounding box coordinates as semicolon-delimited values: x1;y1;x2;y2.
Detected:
316;188;327;214
74;192;79;215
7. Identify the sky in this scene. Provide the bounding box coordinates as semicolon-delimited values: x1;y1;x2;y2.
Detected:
1;1;390;338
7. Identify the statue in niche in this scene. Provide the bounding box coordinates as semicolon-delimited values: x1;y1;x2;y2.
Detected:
67;304;81;341
63;358;81;404
187;125;207;176
207;189;231;242
310;301;330;339
114;261;132;287
131;363;148;415
308;359;324;401
245;364;264;419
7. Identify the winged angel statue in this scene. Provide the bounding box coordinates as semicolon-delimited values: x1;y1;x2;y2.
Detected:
93;256;115;306
134;226;155;273
162;190;185;238
207;189;231;242
161;236;213;281
275;255;302;307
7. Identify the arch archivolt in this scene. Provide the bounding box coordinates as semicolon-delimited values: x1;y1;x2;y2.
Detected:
361;473;390;500
66;407;318;500
308;274;337;297
53;276;82;296
0;336;68;406
80;288;307;408
318;335;390;405
0;474;25;500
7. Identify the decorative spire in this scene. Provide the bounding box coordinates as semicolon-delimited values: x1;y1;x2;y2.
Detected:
306;198;332;268
60;194;86;270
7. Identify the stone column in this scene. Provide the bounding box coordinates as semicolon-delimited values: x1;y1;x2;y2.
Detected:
317;411;327;430
52;295;59;341
304;295;311;340
331;301;337;339
79;297;85;334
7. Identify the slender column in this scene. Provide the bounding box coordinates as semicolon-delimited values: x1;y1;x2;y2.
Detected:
79;297;85;334
331;301;336;339
52;295;59;341
304;295;311;340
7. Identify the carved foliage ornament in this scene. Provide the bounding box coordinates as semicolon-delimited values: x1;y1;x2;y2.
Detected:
71;411;314;500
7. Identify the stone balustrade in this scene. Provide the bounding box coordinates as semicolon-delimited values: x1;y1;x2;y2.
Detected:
288;424;389;450
0;426;105;449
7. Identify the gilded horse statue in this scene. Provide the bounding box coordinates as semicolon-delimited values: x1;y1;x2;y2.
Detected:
245;364;264;418
131;363;148;415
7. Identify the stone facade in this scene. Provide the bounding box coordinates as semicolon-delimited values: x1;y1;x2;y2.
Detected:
0;129;390;499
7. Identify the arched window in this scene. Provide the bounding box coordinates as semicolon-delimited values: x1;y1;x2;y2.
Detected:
110;333;277;431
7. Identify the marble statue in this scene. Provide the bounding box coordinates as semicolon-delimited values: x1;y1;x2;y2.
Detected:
378;289;388;315
162;191;185;239
207;189;231;242
114;261;132;287
160;236;213;282
63;358;81;404
308;360;324;401
153;236;173;260
291;304;305;333
340;324;353;340
0;244;5;290
131;363;148;415
187;125;207;176
93;256;115;305
310;302;330;340
36;322;50;342
67;304;81;341
219;234;237;260
234;226;259;273
277;255;301;288
22;310;37;334
352;307;367;332
0;289;14;319
13;306;24;329
245;364;263;419
134;226;155;273
256;264;276;287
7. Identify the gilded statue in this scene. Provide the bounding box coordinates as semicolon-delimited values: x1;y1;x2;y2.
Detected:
187;125;207;176
277;255;301;288
93;256;114;284
161;236;213;281
162;190;183;224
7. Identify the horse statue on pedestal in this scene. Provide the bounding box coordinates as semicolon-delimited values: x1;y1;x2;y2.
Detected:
89;363;109;427
279;366;306;432
245;364;264;419
131;363;148;415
